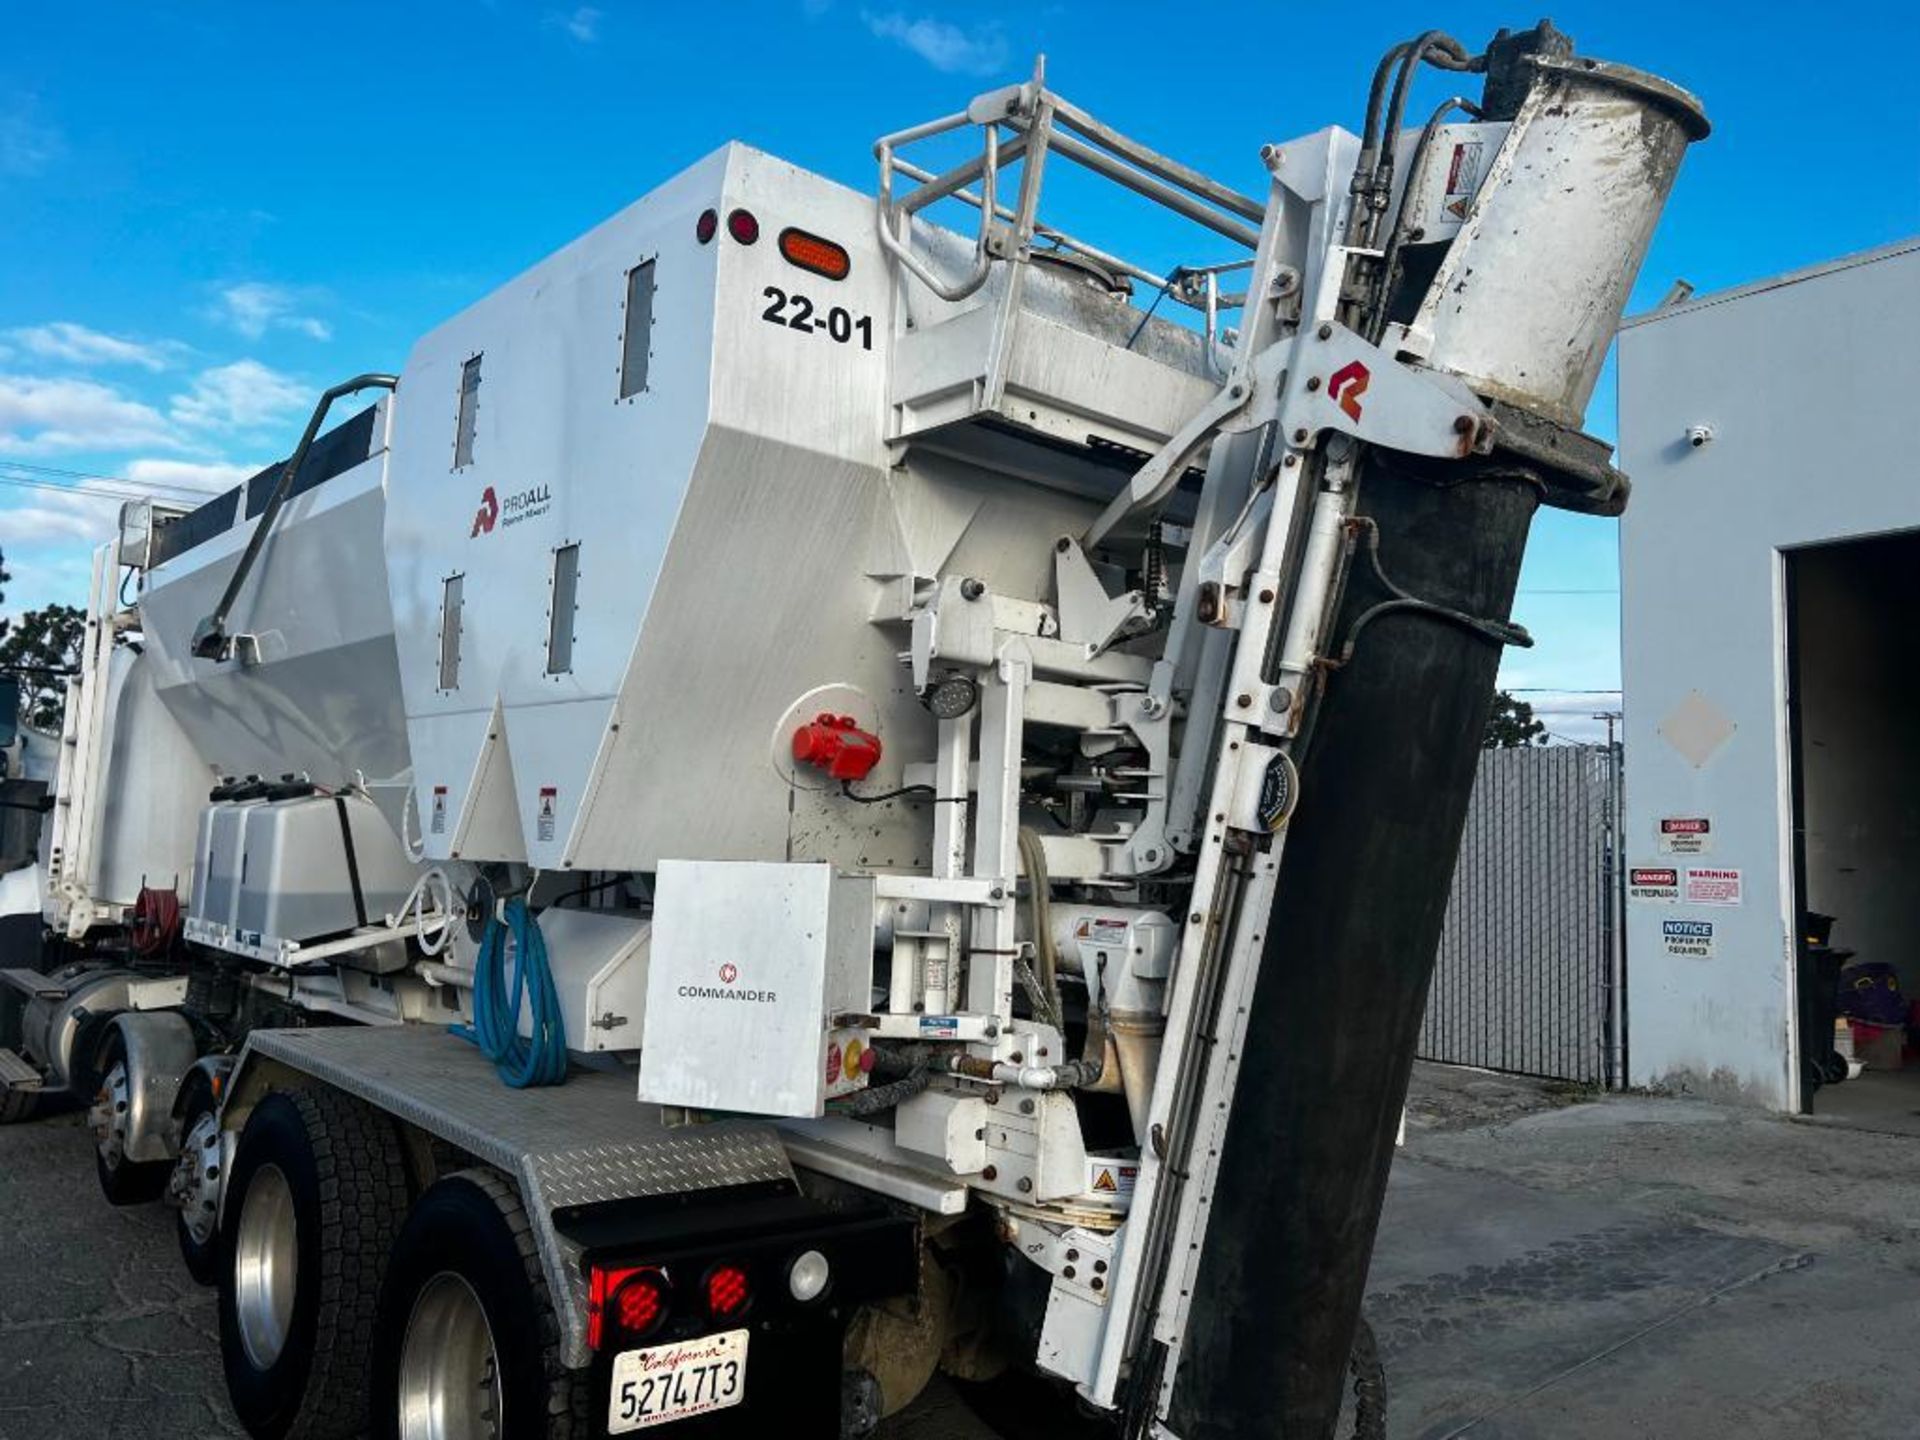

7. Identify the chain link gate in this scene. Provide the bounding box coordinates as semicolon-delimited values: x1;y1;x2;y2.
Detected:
1419;743;1625;1087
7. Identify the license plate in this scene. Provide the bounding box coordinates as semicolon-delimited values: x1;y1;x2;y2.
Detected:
608;1329;749;1432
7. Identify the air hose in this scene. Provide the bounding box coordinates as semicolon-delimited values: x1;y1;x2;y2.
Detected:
455;897;568;1087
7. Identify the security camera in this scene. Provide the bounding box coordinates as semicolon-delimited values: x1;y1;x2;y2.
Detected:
1685;424;1714;449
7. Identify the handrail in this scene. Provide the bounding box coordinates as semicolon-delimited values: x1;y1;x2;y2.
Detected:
875;71;1263;308
191;373;398;661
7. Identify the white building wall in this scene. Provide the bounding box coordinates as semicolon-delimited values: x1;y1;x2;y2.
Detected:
1617;239;1920;1110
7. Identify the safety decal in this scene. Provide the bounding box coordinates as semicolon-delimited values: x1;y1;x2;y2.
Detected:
1683;867;1741;907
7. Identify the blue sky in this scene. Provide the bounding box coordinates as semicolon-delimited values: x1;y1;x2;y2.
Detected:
3;2;1917;738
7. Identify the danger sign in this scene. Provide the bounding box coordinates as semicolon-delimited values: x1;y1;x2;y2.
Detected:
430;785;448;835
1659;817;1712;856
536;786;558;843
1628;867;1679;903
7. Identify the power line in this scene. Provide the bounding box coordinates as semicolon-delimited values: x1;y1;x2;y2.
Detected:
0;459;230;503
0;473;215;507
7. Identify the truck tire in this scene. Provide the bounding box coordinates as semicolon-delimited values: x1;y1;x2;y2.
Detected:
371;1169;589;1440
219;1088;409;1440
91;1031;169;1205
174;1079;223;1286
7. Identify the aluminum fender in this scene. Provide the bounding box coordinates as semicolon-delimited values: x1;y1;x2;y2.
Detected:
169;1052;236;1125
106;1010;198;1163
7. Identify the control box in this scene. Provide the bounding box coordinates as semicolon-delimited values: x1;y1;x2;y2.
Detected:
639;860;875;1117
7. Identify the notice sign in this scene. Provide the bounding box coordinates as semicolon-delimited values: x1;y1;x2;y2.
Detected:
1629;867;1680;903
1683;867;1743;907
1661;918;1715;959
1659;817;1712;855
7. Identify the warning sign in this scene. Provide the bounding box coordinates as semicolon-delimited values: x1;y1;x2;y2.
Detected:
536;786;557;843
1628;867;1680;903
430;785;448;835
1086;1161;1140;1199
1443;140;1486;219
1659;817;1712;856
1683;867;1742;907
1075;917;1128;963
1661;918;1715;959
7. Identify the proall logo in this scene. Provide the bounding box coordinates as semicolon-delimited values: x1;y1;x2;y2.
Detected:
1329;360;1370;422
470;482;552;537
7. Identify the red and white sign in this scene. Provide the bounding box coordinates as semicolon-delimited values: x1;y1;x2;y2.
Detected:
1659;817;1712;856
1628;866;1680;903
1683;867;1742;907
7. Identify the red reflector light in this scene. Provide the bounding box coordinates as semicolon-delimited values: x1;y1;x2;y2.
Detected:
616;1273;668;1335
695;208;718;244
705;1263;752;1321
778;227;850;281
588;1264;671;1349
726;208;759;245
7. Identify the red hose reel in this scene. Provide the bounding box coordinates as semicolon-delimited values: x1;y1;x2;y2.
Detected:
130;884;182;957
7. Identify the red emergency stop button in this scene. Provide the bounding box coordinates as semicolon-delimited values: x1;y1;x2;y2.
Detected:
792;713;883;782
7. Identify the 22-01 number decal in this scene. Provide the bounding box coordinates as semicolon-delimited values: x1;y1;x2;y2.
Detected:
761;287;873;350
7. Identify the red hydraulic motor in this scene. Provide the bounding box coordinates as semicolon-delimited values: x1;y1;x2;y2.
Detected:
791;713;883;783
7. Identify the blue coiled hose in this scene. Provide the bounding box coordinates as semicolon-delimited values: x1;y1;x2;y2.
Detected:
455;897;568;1087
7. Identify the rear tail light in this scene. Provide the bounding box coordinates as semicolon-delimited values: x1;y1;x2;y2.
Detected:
588;1264;672;1349
778;227;850;281
695;208;718;244
705;1262;752;1321
616;1272;670;1336
726;208;760;245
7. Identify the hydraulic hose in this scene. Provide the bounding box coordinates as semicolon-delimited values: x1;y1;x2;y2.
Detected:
1017;826;1064;1027
455;897;567;1087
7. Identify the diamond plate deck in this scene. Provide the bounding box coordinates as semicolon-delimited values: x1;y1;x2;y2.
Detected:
241;1025;794;1365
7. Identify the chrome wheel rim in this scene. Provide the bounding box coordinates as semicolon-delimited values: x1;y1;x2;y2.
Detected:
397;1272;502;1440
233;1162;297;1369
89;1060;131;1167
172;1111;223;1246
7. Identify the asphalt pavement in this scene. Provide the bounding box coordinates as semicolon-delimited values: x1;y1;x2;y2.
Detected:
4;1067;1919;1439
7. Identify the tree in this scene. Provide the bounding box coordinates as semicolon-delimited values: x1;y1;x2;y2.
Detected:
1483;690;1547;749
0;544;10;645
0;603;86;730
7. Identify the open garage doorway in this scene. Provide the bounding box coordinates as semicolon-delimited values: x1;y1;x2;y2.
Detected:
1785;533;1920;1133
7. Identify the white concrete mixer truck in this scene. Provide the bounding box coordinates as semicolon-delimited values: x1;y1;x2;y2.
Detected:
0;20;1704;1440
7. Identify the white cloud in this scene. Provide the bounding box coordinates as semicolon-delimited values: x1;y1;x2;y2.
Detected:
1515;691;1623;746
212;282;332;342
0;480;126;547
550;6;601;42
8;322;179;372
862;10;1006;74
124;457;257;493
0;100;63;178
170;360;307;433
0;373;179;454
